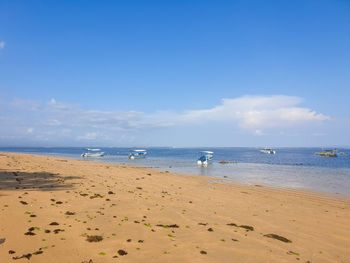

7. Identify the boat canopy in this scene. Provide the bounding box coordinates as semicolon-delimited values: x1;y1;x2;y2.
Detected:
132;149;147;152
199;151;214;154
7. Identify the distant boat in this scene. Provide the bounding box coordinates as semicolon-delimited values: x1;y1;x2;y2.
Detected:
128;149;147;160
87;148;101;151
314;147;345;158
197;151;214;166
81;152;104;157
260;148;276;154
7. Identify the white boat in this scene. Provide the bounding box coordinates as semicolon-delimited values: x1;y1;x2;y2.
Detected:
87;148;101;151
128;149;147;160
81;152;104;157
260;148;276;154
197;151;214;166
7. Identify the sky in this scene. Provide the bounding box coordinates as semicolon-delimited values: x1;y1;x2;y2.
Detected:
0;0;349;147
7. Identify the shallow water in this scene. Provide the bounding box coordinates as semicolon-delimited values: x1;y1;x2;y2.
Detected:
1;147;350;195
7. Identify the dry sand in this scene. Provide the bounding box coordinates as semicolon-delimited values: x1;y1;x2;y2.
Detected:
0;152;350;263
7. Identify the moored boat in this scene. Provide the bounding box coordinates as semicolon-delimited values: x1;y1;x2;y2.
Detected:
260;148;276;154
197;151;214;166
128;149;147;160
81;152;104;157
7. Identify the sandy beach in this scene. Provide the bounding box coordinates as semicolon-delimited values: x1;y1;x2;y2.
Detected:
0;152;350;263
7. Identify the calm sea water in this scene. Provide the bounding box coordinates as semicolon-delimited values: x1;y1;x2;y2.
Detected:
1;147;350;196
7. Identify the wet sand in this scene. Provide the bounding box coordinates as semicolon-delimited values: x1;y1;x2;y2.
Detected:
0;152;350;263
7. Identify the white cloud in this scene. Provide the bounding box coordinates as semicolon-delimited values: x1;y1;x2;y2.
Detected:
0;95;330;144
0;41;5;49
180;95;329;132
77;132;99;141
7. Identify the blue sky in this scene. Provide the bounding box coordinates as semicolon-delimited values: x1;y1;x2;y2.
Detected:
0;0;349;147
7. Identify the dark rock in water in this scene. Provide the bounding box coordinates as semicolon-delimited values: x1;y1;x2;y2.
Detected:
239;225;254;231
264;233;292;243
200;250;207;255
86;235;103;242
117;249;128;256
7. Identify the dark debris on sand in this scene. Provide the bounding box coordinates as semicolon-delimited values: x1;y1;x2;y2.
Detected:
117;249;128;256
264;234;292;243
156;224;179;228
13;253;32;260
86;235;103;242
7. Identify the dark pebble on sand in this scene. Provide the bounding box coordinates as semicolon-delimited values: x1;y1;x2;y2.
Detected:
126;239;131;242
86;235;103;242
53;229;64;234
45;230;51;233
65;211;75;215
108;191;114;194
49;222;59;225
208;228;214;232
24;232;35;236
9;250;15;254
19;201;28;205
56;201;63;204
200;250;207;255
117;250;128;256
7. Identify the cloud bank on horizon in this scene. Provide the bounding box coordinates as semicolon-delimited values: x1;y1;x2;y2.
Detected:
0;95;332;146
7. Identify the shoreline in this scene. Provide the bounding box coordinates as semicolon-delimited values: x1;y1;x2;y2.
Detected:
1;152;350;262
2;151;349;201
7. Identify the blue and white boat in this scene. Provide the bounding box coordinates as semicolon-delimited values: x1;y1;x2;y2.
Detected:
81;151;104;157
260;148;276;154
197;151;214;166
128;149;147;160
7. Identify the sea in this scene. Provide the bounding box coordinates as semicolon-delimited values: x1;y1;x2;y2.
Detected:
1;147;350;196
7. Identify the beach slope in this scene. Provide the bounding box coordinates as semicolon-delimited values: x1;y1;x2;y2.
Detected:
0;153;350;262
